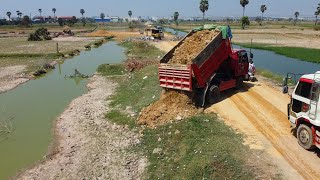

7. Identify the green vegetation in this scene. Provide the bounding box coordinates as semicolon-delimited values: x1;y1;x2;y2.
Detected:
257;68;295;85
97;64;125;76
97;41;275;179
236;43;320;63
109;65;162;112
120;41;165;59
98;63;268;179
140;114;254;179
105;110;136;129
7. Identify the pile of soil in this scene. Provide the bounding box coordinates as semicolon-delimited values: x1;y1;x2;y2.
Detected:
137;91;198;128
169;30;220;64
87;30;112;37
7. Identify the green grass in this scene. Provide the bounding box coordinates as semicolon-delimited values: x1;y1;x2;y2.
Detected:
97;41;276;179
120;41;165;59
139;114;255;179
109;65;162;112
236;43;320;63
0;53;62;59
105;110;136;129
257;68;295;86
97;64;125;76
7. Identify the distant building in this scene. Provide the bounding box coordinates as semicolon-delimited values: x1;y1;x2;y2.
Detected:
57;16;74;21
110;16;119;22
95;17;111;23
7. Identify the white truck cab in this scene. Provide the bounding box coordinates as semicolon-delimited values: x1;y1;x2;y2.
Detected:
284;71;320;150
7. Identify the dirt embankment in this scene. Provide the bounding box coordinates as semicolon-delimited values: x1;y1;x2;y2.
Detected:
18;75;147;179
87;30;141;41
0;65;30;94
138;91;198;128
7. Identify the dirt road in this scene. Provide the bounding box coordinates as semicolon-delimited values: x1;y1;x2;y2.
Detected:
154;40;320;179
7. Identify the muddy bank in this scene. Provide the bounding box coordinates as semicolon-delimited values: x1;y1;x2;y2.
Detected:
0;65;30;94
18;75;147;179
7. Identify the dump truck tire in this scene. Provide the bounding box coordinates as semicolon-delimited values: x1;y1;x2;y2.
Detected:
236;77;243;89
207;85;220;104
297;124;315;150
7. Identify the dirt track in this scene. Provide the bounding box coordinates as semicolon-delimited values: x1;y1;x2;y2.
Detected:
155;40;320;179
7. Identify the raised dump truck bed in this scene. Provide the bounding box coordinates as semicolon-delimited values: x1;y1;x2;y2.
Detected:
159;29;231;91
158;25;250;106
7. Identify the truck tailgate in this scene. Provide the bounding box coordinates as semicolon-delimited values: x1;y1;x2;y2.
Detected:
158;64;192;91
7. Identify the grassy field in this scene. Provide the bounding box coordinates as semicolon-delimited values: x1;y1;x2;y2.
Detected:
236;43;320;63
120;41;165;59
97;41;278;179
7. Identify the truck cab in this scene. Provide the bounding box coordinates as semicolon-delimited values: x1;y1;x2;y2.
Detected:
285;72;320;150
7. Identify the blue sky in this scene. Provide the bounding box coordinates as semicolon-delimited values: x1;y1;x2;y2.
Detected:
1;0;319;18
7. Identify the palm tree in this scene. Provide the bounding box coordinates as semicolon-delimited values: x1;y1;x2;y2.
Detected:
315;4;320;26
16;11;22;19
128;10;132;22
6;12;11;21
38;8;42;19
173;12;179;34
294;11;299;26
18;12;23;19
52;8;56;19
260;5;267;25
240;0;249;18
199;0;209;22
80;9;85;18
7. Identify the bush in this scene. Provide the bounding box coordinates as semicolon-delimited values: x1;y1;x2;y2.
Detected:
28;28;52;41
241;16;250;29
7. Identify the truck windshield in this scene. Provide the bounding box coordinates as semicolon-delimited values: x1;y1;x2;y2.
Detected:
295;81;312;99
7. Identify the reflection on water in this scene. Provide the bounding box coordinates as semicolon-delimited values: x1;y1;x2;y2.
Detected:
0;41;126;180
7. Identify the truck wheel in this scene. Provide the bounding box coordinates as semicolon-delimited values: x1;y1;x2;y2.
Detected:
297;124;315;150
236;77;243;89
206;85;220;104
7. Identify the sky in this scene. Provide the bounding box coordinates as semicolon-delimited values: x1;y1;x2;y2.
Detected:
1;0;319;18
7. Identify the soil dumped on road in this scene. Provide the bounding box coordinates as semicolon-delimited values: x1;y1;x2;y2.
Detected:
169;30;219;64
138;91;198;128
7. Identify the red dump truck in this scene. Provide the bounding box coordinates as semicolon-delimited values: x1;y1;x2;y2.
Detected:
159;25;252;106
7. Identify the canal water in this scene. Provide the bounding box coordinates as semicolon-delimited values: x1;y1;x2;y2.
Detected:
165;28;320;76
0;42;126;179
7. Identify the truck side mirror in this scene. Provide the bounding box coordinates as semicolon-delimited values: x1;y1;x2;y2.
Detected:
282;77;289;94
250;53;253;59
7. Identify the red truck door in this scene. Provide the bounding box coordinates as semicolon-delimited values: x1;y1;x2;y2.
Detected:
237;51;249;76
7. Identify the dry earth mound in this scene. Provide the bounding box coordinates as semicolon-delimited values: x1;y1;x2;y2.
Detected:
169;30;219;64
138;91;198;128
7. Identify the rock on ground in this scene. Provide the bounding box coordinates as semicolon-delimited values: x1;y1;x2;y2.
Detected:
18;75;147;180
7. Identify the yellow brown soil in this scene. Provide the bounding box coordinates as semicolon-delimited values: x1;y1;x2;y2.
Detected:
206;81;320;180
86;30;141;41
153;39;320;179
169;30;219;64
137;91;198;128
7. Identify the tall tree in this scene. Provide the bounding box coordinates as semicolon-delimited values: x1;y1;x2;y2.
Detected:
80;9;85;18
38;9;42;17
52;8;56;19
315;3;320;26
100;13;105;24
173;12;179;34
240;0;249;18
260;5;267;25
128;10;132;21
6;12;11;21
199;0;209;22
294;11;299;26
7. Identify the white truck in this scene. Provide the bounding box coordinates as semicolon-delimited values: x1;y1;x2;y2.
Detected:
283;72;320;150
